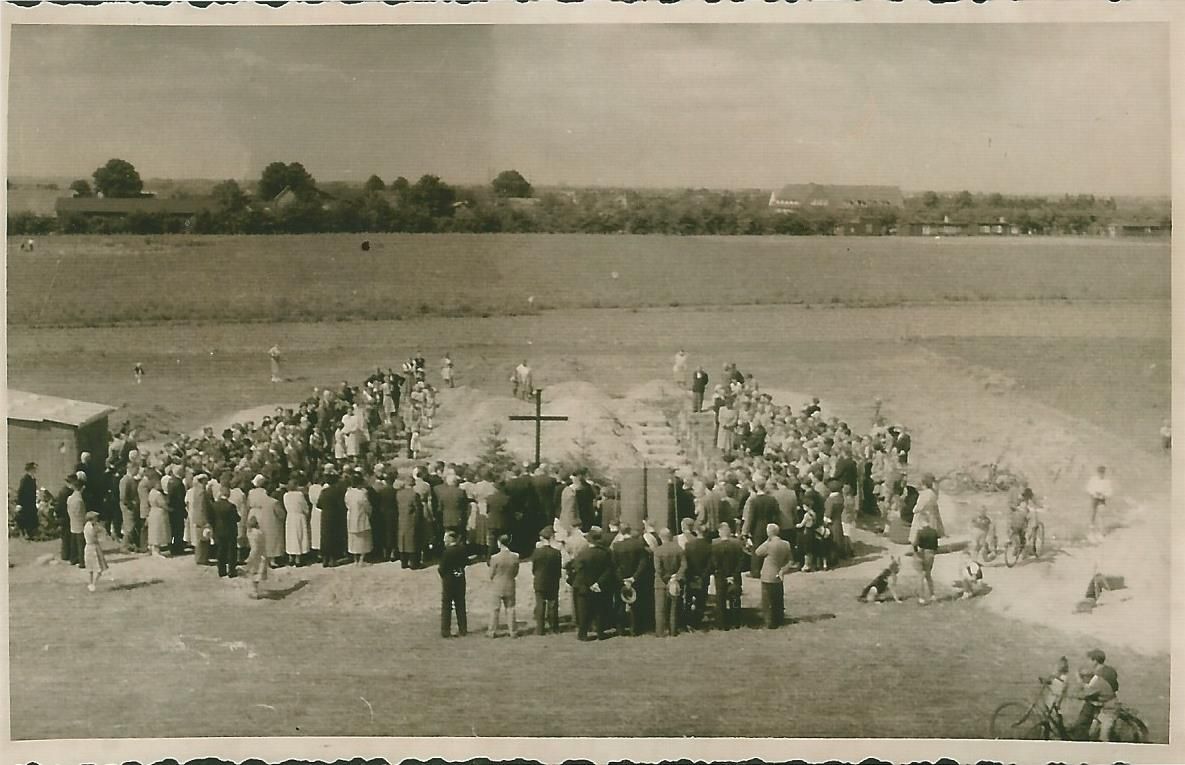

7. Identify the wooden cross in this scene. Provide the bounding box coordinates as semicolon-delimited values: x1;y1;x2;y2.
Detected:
508;388;569;468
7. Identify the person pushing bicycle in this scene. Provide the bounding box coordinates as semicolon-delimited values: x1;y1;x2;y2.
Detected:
1073;649;1120;742
1008;487;1042;558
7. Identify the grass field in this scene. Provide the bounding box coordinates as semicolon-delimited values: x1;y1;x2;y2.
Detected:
5;233;1172;743
6;233;1170;327
7;536;1171;740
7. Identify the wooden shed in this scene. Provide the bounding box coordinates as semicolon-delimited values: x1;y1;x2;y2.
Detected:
7;389;115;493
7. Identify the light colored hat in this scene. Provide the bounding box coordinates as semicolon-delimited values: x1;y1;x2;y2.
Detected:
252;474;267;487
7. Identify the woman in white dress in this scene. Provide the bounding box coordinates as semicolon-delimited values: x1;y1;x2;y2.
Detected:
308;476;324;556
283;479;311;566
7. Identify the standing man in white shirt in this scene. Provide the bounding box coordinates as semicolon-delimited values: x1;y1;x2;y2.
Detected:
1085;465;1113;541
268;344;282;383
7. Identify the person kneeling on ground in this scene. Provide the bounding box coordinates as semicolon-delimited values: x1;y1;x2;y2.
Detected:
952;548;984;600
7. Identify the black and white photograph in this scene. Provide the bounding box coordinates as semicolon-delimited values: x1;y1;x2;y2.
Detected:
3;3;1181;763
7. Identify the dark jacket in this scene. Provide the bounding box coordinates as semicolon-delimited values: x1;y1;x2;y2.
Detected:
531;544;563;596
571;543;617;595
683;536;713;580
438;541;469;580
611;535;652;584
485;488;511;531
166;477;186;514
317;479;349;555
710;537;747;578
530;474;560;519
210;499;240;542
433;483;469;530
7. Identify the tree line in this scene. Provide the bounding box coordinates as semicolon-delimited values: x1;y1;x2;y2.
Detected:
7;158;1171;237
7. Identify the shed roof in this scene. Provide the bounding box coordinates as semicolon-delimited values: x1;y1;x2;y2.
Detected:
7;389;116;428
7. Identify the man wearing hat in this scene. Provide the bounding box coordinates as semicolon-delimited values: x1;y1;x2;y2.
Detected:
571;528;617;641
532;526;563;635
610;523;652;636
16;462;39;539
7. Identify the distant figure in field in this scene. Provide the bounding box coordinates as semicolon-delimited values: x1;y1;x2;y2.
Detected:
133;362;145;385
244;516;268;599
1160;419;1171;452
1085;465;1114;541
513;360;533;400
441;353;455;389
83;511;109;592
691;366;709;413
16;461;39;539
673;349;689;388
268;345;282;383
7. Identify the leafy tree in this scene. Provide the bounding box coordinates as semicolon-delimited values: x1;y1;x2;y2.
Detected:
363;174;386;194
258;161;318;201
211;179;249;214
407;174;457;218
954;190;975;209
921;190;940;209
69;179;93;197
491;169;533;198
390;176;410;197
92;158;143;198
986;192;1005;208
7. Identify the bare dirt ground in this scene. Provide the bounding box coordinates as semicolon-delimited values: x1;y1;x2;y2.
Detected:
6;299;1170;739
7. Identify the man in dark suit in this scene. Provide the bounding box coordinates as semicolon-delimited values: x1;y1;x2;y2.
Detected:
572;529;617;641
485;482;511;556
831;447;859;496
433;474;469;541
742;482;779;578
438;530;468;638
610;523;652;636
698;481;722;537
504;466;538;555
531;465;560;523
573;472;597;532
16;462;39;539
682;523;713;631
710;523;747;630
166;466;187;555
375;472;399;562
652;527;686;637
531;527;563;635
209;485;240;578
691;367;709;412
318;468;349;568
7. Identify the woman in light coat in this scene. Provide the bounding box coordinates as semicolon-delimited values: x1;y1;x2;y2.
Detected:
146;471;171;557
344;474;373;565
283;479;311;566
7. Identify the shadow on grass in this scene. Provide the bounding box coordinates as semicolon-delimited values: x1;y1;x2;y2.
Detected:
842;539;891;567
786;612;838;625
109;578;165;592
260;579;310;601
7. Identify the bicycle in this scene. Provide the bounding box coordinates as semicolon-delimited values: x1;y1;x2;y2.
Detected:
1003;519;1046;568
989;677;1148;742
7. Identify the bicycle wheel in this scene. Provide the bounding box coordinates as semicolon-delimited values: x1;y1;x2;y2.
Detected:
989;701;1045;739
1112;710;1149;743
1003;535;1020;568
1031;523;1046;559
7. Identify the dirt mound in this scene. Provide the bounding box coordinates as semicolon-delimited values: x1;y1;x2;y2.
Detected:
422;383;639;469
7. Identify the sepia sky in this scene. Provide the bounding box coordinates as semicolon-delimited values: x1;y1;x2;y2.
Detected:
5;23;1171;195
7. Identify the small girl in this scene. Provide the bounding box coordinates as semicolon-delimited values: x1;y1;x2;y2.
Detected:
796;504;817;572
441;354;455;389
840;484;857;557
82;511;108;592
244;516;268;600
409;430;422;460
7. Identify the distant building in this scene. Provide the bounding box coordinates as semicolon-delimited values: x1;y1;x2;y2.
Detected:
268;185;335;212
1106;222;1171;238
55;195;217;222
974;217;1016;236
7;389;115;493
901;215;969;237
769;183;904;212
